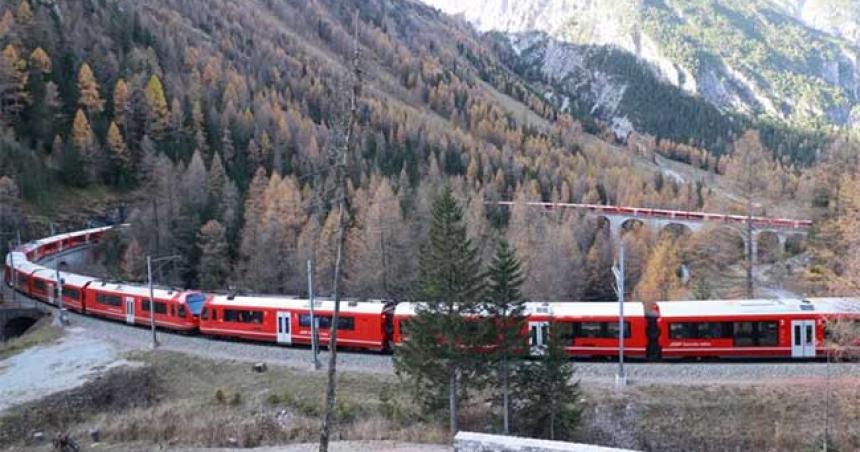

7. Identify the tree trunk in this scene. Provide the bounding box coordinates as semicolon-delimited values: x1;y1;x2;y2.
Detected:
319;200;346;452
449;364;459;437
502;358;510;435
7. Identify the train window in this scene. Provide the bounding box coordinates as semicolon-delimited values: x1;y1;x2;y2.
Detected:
33;280;47;291
185;293;206;315
96;293;122;307
759;322;779;346
669;323;689;339
606;322;631;339
554;322;575;342
62;288;80;300
733;322;756;346
299;314;355;331
578;322;603;338
201;308;209;320
178;305;186;317
142;300;168;314
224;309;263;324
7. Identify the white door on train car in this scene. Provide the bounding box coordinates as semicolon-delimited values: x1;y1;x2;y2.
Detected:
276;311;291;345
791;320;816;358
125;296;135;324
529;321;549;356
47;282;55;305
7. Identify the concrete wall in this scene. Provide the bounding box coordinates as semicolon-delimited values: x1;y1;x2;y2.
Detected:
454;432;639;452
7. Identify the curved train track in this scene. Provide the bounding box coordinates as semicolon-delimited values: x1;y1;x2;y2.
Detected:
5;226;860;385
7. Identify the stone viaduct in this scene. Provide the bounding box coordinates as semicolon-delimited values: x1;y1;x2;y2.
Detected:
496;201;812;262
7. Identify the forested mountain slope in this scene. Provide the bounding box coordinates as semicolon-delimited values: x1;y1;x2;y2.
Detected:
425;0;855;161
0;0;822;302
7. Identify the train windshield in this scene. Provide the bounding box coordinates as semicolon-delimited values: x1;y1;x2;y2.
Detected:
185;293;206;316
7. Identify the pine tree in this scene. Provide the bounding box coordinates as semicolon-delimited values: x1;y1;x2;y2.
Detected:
512;335;582;441
144;75;169;140
483;238;527;434
77;63;103;115
197;219;229;290
393;186;485;436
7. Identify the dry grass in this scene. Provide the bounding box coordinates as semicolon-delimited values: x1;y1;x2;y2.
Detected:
0;350;449;450
579;379;860;451
0;317;62;360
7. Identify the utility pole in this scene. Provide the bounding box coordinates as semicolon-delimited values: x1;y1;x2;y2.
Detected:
55;258;65;325
308;259;320;370
147;254;181;349
612;240;626;388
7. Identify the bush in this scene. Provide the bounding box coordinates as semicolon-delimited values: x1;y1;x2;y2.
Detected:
214;389;226;404
230;392;242;406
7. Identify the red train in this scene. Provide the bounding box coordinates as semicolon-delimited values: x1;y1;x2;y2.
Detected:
5;226;860;359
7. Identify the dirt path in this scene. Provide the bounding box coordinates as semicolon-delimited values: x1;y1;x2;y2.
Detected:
0;327;134;412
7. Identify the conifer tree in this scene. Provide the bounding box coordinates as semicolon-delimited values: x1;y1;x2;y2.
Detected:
106;121;130;186
29;48;50;74
0;44;28;121
197;219;229;290
145;75;169;140
394;186;485;436
483;238;526;434
512;335;582;441
113;78;129;129
635;236;684;302
77;63;103;115
72;109;98;184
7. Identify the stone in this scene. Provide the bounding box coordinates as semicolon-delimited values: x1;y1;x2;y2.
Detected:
89;428;100;442
32;431;44;441
253;362;267;373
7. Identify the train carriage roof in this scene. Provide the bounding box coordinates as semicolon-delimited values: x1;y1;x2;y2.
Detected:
393;301;646;317
89;281;185;300
208;295;389;314
656;298;860;318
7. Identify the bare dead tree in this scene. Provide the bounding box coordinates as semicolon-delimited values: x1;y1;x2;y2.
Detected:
318;11;362;452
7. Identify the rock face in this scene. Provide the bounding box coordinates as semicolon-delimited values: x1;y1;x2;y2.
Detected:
423;0;860;130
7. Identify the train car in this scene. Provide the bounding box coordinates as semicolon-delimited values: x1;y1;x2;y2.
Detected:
654;299;860;359
27;267;61;305
84;282;201;331
200;295;393;351
58;272;99;313
526;302;649;358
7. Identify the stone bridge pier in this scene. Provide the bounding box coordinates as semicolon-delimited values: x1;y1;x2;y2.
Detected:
604;215;806;263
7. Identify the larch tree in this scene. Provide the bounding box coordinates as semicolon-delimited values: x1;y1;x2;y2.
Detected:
635;236;684;302
393;186;485;437
72;109;99;184
483;238;526;434
144;75;169;141
113;78;130;129
120;238;146;281
197;219;230;290
77;63;103;116
28;47;50;74
106;121;130;185
724;130;774;298
0;44;28;121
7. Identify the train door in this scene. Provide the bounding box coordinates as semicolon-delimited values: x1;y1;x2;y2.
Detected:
529;321;549;356
791;319;816;358
276;311;292;345
47;282;55;305
125;296;135;324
